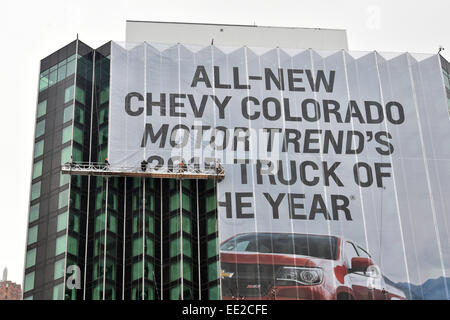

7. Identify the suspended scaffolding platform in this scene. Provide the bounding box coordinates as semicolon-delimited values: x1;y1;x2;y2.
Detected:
61;162;225;181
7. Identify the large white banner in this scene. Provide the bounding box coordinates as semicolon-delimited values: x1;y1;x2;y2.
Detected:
110;41;450;300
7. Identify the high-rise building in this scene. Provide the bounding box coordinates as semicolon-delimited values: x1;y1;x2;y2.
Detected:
24;21;450;301
0;267;22;300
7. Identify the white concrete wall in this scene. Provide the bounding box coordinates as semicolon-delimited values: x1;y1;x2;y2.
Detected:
126;21;348;50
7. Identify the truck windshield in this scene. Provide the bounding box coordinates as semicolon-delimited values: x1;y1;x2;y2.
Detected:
221;233;338;260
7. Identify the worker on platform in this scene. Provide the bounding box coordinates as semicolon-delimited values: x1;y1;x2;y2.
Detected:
141;159;148;172
104;157;110;170
179;160;187;173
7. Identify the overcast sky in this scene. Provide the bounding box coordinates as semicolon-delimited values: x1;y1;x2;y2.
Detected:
0;0;449;286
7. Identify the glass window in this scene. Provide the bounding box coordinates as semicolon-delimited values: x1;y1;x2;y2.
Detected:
25;248;36;269
132;261;142;281
70;213;80;233
99;126;108;145
206;180;215;191
55;234;67;256
57;211;67;232
66;55;76;76
108;214;117;232
170;262;180;282
208;238;218;258
72;145;82;162
57;60;67;82
29;203;39;223
170;193;180;211
49;66;57;86
170;238;179;258
145;261;154;281
184;262;192;281
146;215;154;234
35;119;45;138
208;260;219;282
208;285;220;300
27;225;38;245
132;214;140;234
95;212;105;232
182;215;191;234
169;215;179;234
54;259;65;280
62;126;72;144
30;181;41;201
133;237;143;257
53;283;64;300
34;140;44;158
73;126;83;145
37;100;47;118
60;173;70;187
70;190;81;210
65;85;74;103
170;285;180;300
75;104;84;124
75;87;85;104
24;272;35;293
68;236;78;256
39;70;49;91
32;160;43;180
100;87;109;105
182;192;190;211
63;104;73;123
58;189;69;209
183;238;192;258
61;146;71;165
206;194;217;212
207;215;217;235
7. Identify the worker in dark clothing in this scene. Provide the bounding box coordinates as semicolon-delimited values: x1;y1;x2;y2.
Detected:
104;157;110;170
141;159;148;172
179;161;187;172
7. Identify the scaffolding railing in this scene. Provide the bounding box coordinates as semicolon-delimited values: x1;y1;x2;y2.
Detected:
61;161;225;180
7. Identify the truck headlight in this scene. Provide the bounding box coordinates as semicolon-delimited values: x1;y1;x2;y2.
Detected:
276;267;323;285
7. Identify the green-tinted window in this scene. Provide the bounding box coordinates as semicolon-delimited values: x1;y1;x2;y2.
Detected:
182;192;190;211
70;213;80;233
32;161;43;180
182;215;191;234
170;262;180;282
60;173;70;187
73;126;83;145
146;262;154;281
170;193;180;211
184;262;192;281
183;238;192;258
98;146;107;162
66;55;76;76
27;225;38;245
49;66;57;86
55;234;66;256
133;237;143;257
29;203;39;223
208;260;219;282
170;238;179;258
75;87;85;104
68;235;78;256
96;192;105;210
108;214;117;232
206;180;215;191
54;259;65;280
146;215;154;233
169;215;179;234
63;104;73;123
99;126;108;145
75;105;84;124
24;272;35;293
30;181;41;201
35;119;45;138
61;146;71;165
40;70;49;91
100;87;109;105
208;285;220;300
170;285;180;300
25;248;36;269
58;189;69;209
37;100;47;118
93;284;102;300
95;213;105;232
208;238;218;258
23;295;33;300
34;140;44;158
72;145;82;162
132;261;142;281
57;211;67;232
207;215;217;235
132;215;140;234
62;126;72;144
70;190;81;210
206;194;217;212
146;238;154;257
53;283;64;300
65;85;74;103
57;60;67;82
